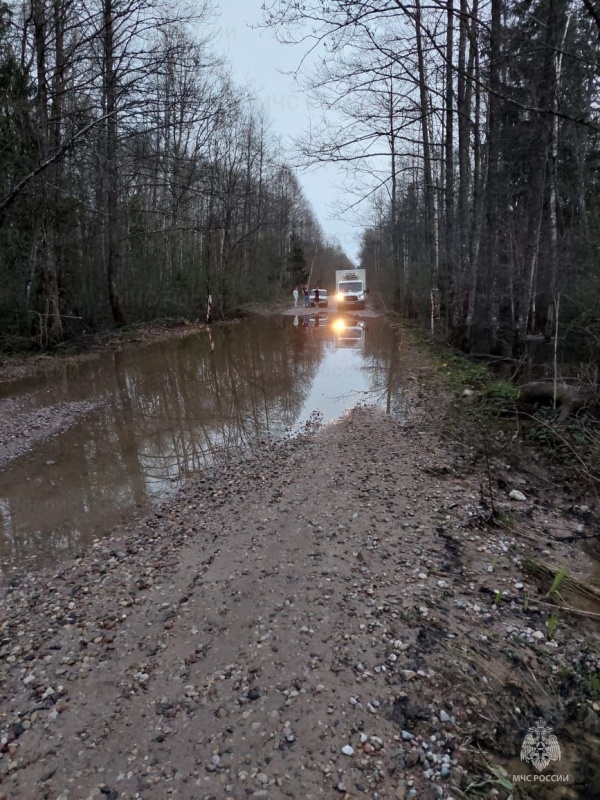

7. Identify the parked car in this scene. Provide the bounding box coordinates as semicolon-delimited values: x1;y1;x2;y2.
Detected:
309;289;328;308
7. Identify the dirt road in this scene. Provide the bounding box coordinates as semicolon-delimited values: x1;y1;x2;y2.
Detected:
0;331;598;799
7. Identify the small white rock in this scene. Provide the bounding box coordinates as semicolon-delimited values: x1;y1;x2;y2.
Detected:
342;744;354;756
509;489;527;502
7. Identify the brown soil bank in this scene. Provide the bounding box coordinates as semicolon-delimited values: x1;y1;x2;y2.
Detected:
0;364;598;798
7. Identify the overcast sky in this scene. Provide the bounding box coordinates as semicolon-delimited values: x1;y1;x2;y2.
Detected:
211;0;361;263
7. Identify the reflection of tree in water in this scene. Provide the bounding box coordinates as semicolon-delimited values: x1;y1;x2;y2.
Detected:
0;317;327;566
0;411;146;567
128;316;326;471
339;317;405;408
0;317;405;567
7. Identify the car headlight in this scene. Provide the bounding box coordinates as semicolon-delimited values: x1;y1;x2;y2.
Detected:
336;293;345;302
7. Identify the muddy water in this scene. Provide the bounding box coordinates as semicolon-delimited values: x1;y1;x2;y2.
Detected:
0;313;406;572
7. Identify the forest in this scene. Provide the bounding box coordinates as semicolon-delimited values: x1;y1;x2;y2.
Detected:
0;0;352;347
2;0;600;366
266;0;600;363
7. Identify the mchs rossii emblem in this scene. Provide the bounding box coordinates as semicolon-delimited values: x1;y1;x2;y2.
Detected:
520;719;561;771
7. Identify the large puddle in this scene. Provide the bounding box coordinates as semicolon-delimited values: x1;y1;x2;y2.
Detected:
0;312;406;572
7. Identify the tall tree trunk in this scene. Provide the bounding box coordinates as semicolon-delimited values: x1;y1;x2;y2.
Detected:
574;123;591;270
549;9;571;293
388;75;401;308
457;0;474;335
520;156;546;340
33;0;63;342
103;0;126;327
445;0;456;332
483;0;502;351
414;0;438;331
254;123;265;271
466;18;483;347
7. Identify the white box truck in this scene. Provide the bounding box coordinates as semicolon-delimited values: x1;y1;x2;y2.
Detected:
335;269;367;310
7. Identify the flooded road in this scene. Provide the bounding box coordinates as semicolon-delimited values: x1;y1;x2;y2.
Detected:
0;311;406;571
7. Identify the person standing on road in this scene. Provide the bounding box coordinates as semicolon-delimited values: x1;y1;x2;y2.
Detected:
314;288;320;307
293;286;299;307
303;286;310;308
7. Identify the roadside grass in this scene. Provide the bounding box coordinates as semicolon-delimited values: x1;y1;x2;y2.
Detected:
388;314;517;412
389;314;600;491
400;323;518;411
